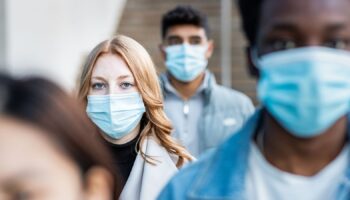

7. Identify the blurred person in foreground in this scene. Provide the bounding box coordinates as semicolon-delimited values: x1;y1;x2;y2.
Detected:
158;0;350;199
159;5;254;157
0;74;120;200
78;35;193;200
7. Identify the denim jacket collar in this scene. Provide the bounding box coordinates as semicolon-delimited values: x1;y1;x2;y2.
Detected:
188;110;262;199
187;109;350;200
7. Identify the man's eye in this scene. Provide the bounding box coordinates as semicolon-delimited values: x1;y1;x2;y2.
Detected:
324;39;349;49
189;38;202;45
167;38;183;46
92;83;106;90
271;40;296;51
120;82;134;89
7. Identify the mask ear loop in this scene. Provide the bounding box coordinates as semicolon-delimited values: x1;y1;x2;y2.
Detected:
203;43;209;51
250;46;262;69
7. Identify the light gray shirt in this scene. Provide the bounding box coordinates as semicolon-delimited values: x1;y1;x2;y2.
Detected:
163;73;209;157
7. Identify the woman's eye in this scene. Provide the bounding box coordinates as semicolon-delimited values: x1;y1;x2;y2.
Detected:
91;83;106;90
324;39;349;49
120;82;134;89
271;40;296;51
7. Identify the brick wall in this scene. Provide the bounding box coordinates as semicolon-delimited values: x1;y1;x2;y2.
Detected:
116;0;257;103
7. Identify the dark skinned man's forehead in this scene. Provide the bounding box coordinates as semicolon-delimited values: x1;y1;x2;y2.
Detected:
258;0;350;35
262;0;350;17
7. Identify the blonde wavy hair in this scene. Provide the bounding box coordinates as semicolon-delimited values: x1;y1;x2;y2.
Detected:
78;35;192;167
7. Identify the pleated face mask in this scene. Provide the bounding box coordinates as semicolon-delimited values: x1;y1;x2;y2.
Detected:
165;43;208;82
256;47;350;138
86;92;145;139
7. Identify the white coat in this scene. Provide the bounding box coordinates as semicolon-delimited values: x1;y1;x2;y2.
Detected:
119;136;182;200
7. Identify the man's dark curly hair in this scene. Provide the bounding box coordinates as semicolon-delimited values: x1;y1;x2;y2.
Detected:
161;5;210;39
237;0;264;46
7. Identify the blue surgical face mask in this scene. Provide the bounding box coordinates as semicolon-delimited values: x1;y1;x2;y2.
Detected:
165;43;208;82
256;47;350;138
86;92;146;139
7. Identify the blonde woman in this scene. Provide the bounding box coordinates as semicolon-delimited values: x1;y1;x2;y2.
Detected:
78;35;193;200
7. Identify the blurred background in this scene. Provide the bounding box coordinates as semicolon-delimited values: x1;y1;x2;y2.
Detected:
0;0;257;103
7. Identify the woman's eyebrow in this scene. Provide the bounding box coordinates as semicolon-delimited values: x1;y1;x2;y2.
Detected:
90;76;107;82
117;75;132;80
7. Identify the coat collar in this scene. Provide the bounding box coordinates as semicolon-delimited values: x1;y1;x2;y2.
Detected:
120;136;179;200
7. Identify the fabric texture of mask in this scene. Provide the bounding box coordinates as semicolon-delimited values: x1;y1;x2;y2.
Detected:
86;92;146;139
257;47;350;138
165;44;208;82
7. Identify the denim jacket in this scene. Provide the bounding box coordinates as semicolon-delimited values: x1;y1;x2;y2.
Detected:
160;72;255;155
157;110;350;200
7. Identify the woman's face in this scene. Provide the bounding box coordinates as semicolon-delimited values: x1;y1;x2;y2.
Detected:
88;53;142;144
0;117;112;200
89;53;138;95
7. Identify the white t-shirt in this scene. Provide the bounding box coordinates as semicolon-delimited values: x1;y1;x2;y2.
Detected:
245;143;349;200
